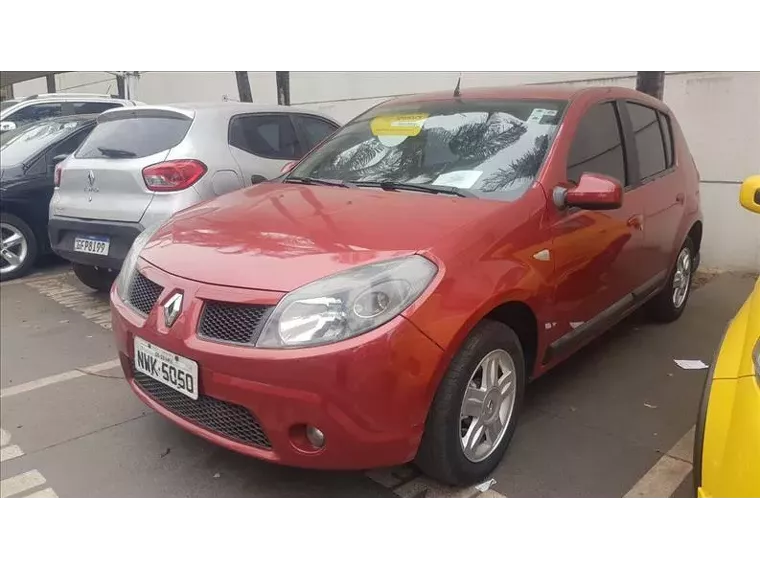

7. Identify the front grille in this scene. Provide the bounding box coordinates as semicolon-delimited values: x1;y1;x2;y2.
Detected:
133;370;272;449
199;301;270;344
128;272;163;315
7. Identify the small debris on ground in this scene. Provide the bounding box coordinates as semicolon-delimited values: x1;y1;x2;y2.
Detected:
159;448;171;458
213;473;221;479
474;479;496;493
674;359;708;370
644;403;657;409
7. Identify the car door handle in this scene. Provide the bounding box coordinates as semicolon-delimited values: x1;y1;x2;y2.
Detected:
627;215;644;230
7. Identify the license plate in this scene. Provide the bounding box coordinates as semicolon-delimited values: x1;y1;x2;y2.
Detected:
134;337;199;400
74;235;110;256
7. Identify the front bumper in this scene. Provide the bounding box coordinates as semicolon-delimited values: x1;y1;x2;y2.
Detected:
48;215;143;270
110;259;445;470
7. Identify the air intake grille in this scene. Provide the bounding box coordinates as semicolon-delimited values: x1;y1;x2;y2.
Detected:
133;370;272;449
128;272;163;315
198;301;270;344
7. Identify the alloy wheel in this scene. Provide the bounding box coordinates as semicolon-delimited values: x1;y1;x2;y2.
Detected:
672;247;692;309
0;222;28;275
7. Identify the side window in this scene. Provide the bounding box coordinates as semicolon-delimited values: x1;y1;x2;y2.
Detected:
72;102;122;115
52;127;93;156
567;102;627;186
229;114;301;160
296;115;339;151
626;102;667;180
8;103;63;125
658;111;674;168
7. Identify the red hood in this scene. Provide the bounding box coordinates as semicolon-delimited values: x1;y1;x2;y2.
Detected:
141;182;514;291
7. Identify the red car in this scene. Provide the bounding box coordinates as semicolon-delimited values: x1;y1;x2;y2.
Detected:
110;85;702;485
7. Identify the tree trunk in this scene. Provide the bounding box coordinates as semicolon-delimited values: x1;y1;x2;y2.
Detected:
636;71;665;100
235;71;253;102
46;74;56;93
276;72;290;105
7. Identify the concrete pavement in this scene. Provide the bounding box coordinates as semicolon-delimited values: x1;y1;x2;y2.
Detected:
1;267;754;498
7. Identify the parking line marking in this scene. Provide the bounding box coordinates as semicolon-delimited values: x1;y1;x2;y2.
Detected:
0;359;122;398
0;270;72;288
624;427;695;498
0;445;24;462
1;470;47;498
24;277;113;329
25;488;59;498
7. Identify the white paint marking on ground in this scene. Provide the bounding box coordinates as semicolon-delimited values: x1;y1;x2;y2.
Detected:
0;470;47;498
0;270;72;288
366;465;507;498
477;489;508;498
24;277;112;330
0;445;24;462
25;488;59;498
0;359;121;398
624;426;695;498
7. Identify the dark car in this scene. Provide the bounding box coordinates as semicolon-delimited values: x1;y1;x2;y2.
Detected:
0;115;97;280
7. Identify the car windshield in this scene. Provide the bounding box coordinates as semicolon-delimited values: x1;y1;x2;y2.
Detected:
0;118;87;167
288;98;567;201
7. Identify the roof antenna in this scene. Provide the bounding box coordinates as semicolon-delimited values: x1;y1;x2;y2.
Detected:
453;73;462;98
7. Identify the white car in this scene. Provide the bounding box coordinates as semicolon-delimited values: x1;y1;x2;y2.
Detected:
1;93;140;132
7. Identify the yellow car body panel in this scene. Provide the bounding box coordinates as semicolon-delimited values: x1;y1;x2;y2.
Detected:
695;276;760;498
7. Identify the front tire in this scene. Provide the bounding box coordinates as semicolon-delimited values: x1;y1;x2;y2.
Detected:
647;237;695;323
416;320;526;486
72;263;117;292
0;213;38;282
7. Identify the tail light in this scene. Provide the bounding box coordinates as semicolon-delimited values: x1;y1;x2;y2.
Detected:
54;163;63;187
142;160;207;192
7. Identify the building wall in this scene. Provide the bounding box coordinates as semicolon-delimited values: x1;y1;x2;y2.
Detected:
10;71;760;271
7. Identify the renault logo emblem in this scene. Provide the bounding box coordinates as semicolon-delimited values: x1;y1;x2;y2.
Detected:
85;170;99;202
163;292;183;328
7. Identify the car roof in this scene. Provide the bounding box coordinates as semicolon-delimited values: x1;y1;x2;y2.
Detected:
383;84;656;106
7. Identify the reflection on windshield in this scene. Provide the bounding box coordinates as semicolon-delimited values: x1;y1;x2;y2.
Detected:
290;99;566;201
0;120;83;167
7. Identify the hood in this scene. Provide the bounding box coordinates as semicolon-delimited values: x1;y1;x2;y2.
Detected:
141;182;511;291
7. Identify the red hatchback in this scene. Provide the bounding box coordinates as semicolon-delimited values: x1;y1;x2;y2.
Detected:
110;85;702;485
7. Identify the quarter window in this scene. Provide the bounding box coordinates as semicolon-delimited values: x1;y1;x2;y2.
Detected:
626;102;667;179
229;114;301;160
567;102;627;186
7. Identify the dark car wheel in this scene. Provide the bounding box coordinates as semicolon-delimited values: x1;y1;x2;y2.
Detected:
72;263;117;293
416;320;526;486
0;213;38;282
647;236;695;323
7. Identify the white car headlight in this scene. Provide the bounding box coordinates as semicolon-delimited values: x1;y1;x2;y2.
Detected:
256;255;438;348
116;222;163;303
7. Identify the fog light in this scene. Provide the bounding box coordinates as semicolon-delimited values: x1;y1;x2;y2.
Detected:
306;426;325;448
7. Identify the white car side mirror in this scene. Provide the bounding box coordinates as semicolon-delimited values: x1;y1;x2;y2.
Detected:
0;121;17;132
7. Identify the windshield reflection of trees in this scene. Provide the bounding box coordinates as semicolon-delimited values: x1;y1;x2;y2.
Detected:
309;113;556;198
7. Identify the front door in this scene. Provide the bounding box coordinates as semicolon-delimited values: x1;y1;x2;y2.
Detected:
545;100;647;358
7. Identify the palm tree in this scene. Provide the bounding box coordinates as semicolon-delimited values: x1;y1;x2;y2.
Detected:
479;135;550;192
235;72;252;102
636;72;664;100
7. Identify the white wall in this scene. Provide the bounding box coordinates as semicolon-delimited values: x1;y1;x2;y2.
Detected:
10;71;759;271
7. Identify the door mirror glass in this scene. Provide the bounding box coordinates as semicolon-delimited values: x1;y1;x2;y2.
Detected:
554;173;623;211
0;121;17;132
739;175;760;214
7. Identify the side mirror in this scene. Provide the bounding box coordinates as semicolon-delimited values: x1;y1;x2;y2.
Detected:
0;121;17;132
52;154;69;165
280;161;297;174
553;173;623;211
738;175;760;214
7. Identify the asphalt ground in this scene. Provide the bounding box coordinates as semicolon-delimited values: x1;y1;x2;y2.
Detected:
1;262;754;498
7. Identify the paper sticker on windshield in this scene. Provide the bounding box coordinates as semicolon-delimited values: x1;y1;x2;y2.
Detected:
526;108;558;124
370;113;428;137
433;170;483;189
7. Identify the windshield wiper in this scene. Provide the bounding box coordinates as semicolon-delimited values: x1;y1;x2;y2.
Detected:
96;146;137;158
360;181;474;198
286;176;356;188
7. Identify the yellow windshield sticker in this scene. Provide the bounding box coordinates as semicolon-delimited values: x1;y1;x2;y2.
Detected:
370;113;429;137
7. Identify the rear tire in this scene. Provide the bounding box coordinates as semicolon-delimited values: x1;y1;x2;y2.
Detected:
416;320;526;486
72;263;117;292
647;237;695;323
0;213;38;282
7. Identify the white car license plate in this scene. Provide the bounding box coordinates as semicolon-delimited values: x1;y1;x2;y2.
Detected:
74;235;110;256
134;337;199;400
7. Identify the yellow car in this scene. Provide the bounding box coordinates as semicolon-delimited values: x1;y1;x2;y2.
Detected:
694;175;760;498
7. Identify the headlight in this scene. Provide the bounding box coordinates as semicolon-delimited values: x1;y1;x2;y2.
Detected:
256;255;438;348
115;222;163;302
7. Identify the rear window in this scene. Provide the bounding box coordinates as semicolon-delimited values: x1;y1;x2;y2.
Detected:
0;119;90;167
76;116;191;159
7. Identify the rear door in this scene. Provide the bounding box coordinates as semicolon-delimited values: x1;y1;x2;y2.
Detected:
291;113;339;154
56;108;193;222
227;113;302;184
